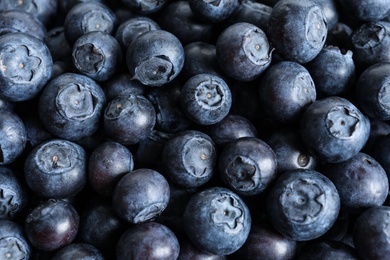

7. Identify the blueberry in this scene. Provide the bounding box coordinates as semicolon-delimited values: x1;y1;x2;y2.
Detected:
121;0;168;14
103;72;147;102
180;73;232;125
116;222;180;260
24;199;79;251
162;130;216;188
188;0;238;23
337;0;390;22
45;27;72;62
38;73;106;142
183;186;252;255
296;240;359;259
267;0;327;63
0;220;31;259
112;168;170;224
0;109;27;165
300;96;370;163
325;22;353;52
266;169;340;241
218;137;277;196
126;29;184;87
51;243;104;260
103;93;156;145
24;139;87;199
0;32;52;102
216;22;273;82
312;0;339;30
72;31;122;82
371;134;390;177
178;237;227;260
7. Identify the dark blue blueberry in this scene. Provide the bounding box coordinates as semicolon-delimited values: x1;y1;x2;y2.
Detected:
58;0;106;15
218;137;277;196
51;243;104;260
266;128;317;174
162;130;216;188
64;2;117;45
0;32;52;102
267;0;327;63
183;186;252;255
371;134;390;177
355;62;390;121
121;0;168;14
45;27;72;62
72;31;123;82
24;139;87;199
362;118;390;154
258;61;317;124
178;237;227;260
180;73;232;125
24;199;79;252
38;73;106;142
88;141;134;197
126;29;184;87
0;166;28;220
353;206;390;259
116;222;180;260
338;0;390;22
103;94;156;145
266;169;340;241
351;21;390;70
112;168;170;223
312;0;339;30
115;16;160;51
306;46;355;97
0;110;27;165
0;10;47;41
296;240;359;260
300;96;370;163
103;72;148;102
188;0;238;23
216;22;273;82
0;220;31;259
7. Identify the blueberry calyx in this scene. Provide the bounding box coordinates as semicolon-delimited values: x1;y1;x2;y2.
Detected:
133;55;174;86
73;43;103;74
352;23;385;49
195;79;225;109
305;6;327;46
243;29;272;66
0;189;18;219
326;106;359;139
0;237;28;260
35;143;74;173
226;156;257;191
211;194;244;234
378;83;390;111
81;10;112;33
182;137;213;177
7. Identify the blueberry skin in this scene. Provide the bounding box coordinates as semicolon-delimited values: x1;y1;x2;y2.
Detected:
355;62;390;121
337;0;390;22
0;166;28;220
183;186;252;255
115;16;160;51
162;130;216;188
38;73;106;142
312;0;339;30
0;32;53;102
216;22;273;82
88;141;134;197
103;72;147;102
126;30;184;87
321;152;388;212
72;31;123;82
266;128;317;174
258;61;317;123
103;94;156;145
180;73;232;125
0;10;47;41
218;137;277;196
296;240;359;260
188;0;238;23
300;96;370;163
121;0;168;14
24;199;80;252
325;22;353;52
266;169;340;241
116;222;180;260
0;220;31;259
0;110;27;165
51;243;104;260
353;206;390;259
267;0;327;64
64;2;117;45
351;21;390;70
112;168;170;224
24;139;87;199
306;46;355;97
178;237;227;260
46;27;72;61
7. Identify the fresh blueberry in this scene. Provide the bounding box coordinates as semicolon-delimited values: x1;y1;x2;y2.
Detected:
266;169;340;241
103;93;156;145
312;0;339;30
337;0;390;22
183;186;252;255
126;29;184;87
180;73;232;125
267;0;327;63
51;243;104;260
112;168;170;224
188;0;238;23
178;237;227;260
218;137;277;196
299;96;370;163
216;22;273;82
103;72;148;102
121;0;168;14
45;27;72;62
0;32;52;102
0;220;31;259
296;240;359;259
38;73;106;142
24;139;87;199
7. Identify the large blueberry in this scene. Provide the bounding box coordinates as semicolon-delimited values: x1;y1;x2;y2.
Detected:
183;186;252;255
266;169;340;241
300;96;370;163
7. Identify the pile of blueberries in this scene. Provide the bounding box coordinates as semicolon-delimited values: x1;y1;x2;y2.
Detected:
1;0;390;259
